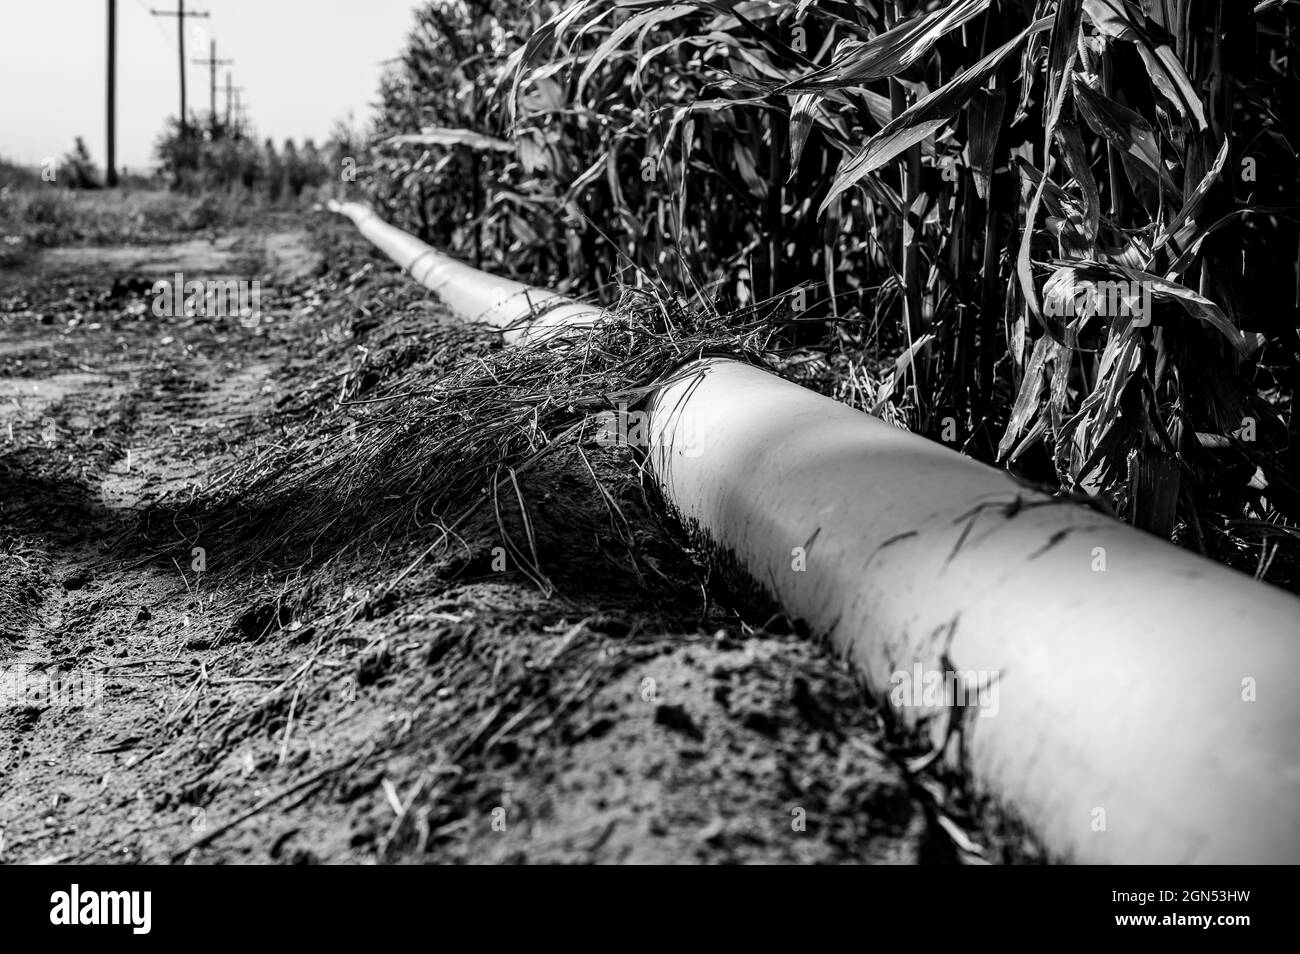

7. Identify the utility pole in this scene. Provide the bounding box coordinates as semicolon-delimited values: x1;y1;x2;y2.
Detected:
106;0;117;186
193;39;232;137
227;84;246;138
150;2;209;136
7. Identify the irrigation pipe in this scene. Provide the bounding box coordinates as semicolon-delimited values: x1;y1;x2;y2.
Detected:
328;200;1300;864
327;201;597;344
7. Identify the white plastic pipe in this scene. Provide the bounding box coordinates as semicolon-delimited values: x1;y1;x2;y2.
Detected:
328;200;598;342
331;201;1300;864
647;359;1300;864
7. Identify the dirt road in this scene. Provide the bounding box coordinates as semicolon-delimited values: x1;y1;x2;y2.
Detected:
0;221;1014;863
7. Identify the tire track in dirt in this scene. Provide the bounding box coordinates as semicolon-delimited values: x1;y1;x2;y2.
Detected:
1;229;312;860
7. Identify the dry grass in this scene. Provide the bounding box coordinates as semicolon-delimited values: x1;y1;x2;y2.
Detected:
142;245;803;594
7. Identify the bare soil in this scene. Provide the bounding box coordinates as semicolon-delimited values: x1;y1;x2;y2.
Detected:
0;219;1014;864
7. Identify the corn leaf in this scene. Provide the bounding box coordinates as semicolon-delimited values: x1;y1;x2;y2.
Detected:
1072;73;1181;200
781;0;991;91
966;87;1006;202
820;17;1051;215
388;128;515;152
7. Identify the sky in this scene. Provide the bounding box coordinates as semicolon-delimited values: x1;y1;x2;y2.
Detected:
0;0;425;172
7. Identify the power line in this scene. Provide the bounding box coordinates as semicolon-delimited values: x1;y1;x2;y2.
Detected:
192;39;233;136
149;1;209;136
224;70;236;131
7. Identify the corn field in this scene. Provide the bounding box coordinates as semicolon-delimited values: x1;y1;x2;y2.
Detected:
358;0;1300;548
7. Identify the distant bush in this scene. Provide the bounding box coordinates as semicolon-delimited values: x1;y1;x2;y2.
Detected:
0;156;43;191
153;118;336;205
58;137;102;190
21;190;76;231
0;179;252;249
